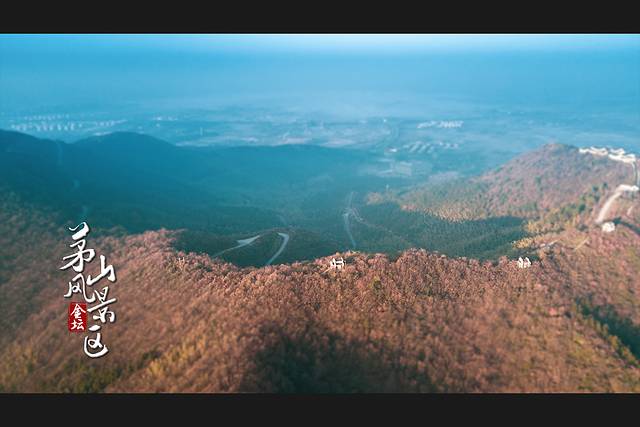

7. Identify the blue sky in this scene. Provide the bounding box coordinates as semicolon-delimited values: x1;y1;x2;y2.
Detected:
1;34;639;113
2;34;639;53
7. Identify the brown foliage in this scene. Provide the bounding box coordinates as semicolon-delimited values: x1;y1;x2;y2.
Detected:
1;214;639;392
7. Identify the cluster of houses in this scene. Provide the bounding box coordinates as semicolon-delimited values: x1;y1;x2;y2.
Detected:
579;146;637;165
417;120;463;129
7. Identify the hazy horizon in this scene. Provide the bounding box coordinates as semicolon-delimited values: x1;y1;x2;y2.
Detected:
1;35;638;110
1;34;639;153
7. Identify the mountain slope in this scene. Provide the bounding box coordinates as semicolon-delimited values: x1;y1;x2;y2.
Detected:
0;192;639;392
355;143;638;259
1;134;639;392
392;143;634;221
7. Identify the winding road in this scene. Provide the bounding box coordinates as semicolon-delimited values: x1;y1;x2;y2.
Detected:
595;184;640;224
265;232;290;266
343;191;357;250
211;230;290;266
580;147;640;226
212;234;262;258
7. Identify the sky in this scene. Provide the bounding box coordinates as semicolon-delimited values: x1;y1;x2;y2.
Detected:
1;34;639;114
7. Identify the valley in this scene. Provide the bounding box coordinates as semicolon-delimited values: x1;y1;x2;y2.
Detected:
1;128;639;392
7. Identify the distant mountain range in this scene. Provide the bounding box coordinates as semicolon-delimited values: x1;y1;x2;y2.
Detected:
0;130;384;259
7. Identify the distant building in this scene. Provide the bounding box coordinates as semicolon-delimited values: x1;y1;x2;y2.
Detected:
579;146;637;164
517;257;531;269
329;257;345;271
602;222;616;233
619;184;639;193
579;147;609;157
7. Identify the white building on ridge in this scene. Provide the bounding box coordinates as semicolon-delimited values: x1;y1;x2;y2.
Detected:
329;257;345;271
517;257;532;269
602;222;616;233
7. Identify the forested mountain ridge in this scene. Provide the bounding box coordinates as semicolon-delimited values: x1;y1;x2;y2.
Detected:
1;131;639;392
358;143;638;259
384;143;634;222
1;154;639;392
